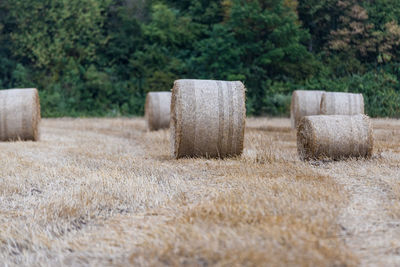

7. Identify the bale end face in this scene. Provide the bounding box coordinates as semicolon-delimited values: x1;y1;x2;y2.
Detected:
297;117;316;161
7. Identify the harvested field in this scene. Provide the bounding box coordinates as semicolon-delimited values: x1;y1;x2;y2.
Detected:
0;117;399;266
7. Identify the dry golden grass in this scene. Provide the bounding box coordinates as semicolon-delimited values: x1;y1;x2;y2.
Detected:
0;117;399;266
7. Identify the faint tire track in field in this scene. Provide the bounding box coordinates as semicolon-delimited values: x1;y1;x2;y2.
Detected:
328;162;400;266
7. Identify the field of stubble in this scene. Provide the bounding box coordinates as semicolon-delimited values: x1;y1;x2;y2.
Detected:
0;117;399;266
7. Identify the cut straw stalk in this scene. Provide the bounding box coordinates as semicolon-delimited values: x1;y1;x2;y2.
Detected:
145;92;171;131
297;114;373;160
0;88;40;141
290;90;325;129
171;79;246;158
320;92;364;115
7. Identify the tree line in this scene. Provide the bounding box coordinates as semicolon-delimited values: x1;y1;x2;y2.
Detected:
0;0;399;117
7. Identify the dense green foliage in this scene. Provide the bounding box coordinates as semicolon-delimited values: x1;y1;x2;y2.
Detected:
0;0;400;117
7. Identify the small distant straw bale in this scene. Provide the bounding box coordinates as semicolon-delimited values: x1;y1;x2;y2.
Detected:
171;79;246;158
320;92;364;115
145;92;171;131
0;88;40;141
297;114;373;160
290;90;325;128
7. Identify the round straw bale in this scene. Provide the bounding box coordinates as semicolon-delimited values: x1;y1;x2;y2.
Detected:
290;90;325;129
145;91;171;131
320;92;364;115
171;79;246;158
0;88;41;141
297;114;373;160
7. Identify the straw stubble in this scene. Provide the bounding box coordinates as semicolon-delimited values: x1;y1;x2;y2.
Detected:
171;79;246;158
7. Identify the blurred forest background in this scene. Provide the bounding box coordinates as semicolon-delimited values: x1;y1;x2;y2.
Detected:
1;0;400;117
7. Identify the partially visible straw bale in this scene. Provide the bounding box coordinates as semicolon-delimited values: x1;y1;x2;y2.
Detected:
0;88;40;141
145;92;171;131
290;90;325;129
320;92;364;115
297;114;373;160
171;79;246;158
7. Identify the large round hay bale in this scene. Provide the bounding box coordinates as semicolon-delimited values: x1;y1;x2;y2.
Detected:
0;88;41;141
320;92;364;115
290;90;325;129
171;79;246;158
297;114;373;160
145;92;171;131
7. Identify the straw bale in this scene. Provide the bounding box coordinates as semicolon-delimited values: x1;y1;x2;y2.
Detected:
145;92;171;131
171;79;246;158
320;92;364;115
0;88;40;141
297;114;373;160
290;90;325;128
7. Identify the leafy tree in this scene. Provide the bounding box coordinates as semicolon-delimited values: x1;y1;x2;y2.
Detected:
363;0;400;26
328;1;400;65
9;0;110;76
193;0;316;113
297;0;340;52
0;1;18;88
129;3;201;93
